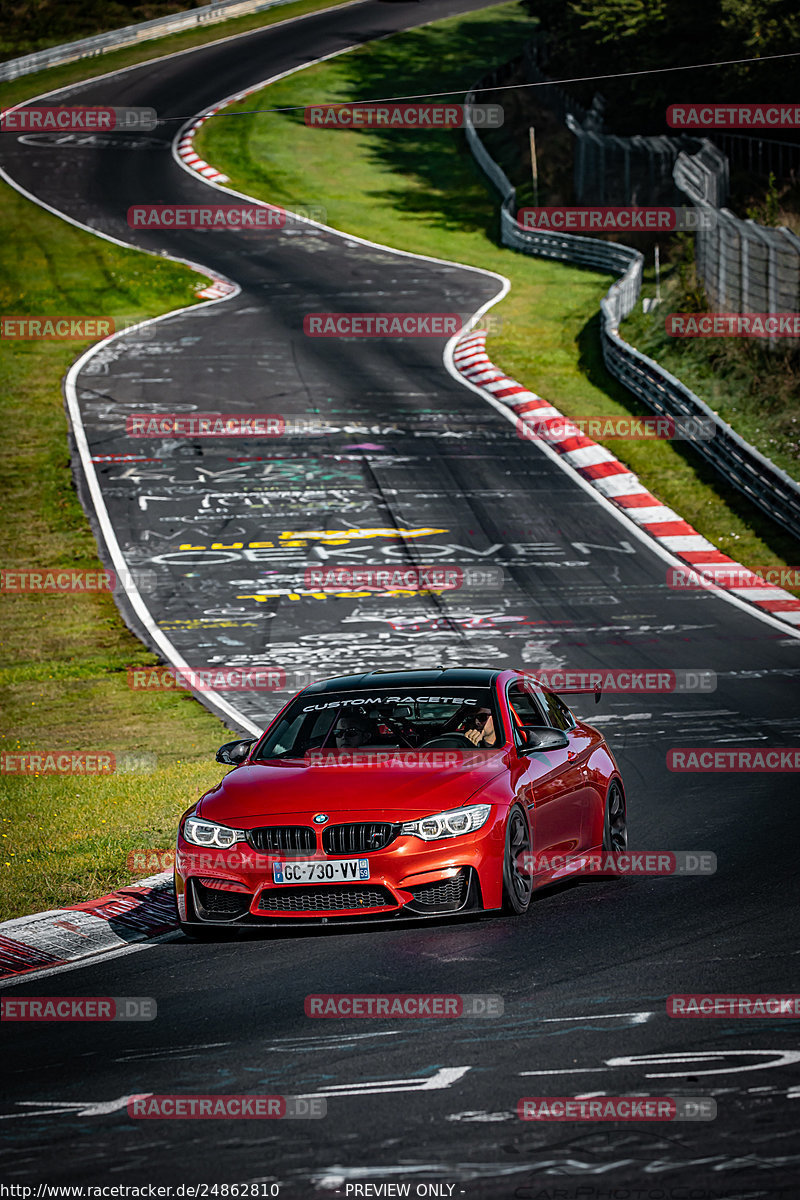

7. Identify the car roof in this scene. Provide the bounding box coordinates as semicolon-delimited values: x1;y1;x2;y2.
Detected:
302;668;502;694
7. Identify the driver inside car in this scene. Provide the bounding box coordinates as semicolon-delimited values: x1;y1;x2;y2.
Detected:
332;712;380;749
463;707;498;748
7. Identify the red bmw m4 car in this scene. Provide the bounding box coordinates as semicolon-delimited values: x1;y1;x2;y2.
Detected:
174;668;627;933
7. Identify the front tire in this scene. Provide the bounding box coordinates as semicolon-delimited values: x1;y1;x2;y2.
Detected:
603;782;627;852
502;805;533;914
176;879;227;940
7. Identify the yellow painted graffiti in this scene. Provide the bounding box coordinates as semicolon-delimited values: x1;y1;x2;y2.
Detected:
237;589;450;602
178;527;447;551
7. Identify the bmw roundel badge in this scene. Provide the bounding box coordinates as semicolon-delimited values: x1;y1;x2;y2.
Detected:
313;813;329;824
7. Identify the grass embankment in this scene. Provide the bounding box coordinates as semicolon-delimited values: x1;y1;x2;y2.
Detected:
623;242;800;483
0;164;231;922
2;0;799;923
473;58;800;487
2;1;228;60
197;1;800;580
1;0;356;922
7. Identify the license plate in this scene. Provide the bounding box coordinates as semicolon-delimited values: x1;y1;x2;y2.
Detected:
272;858;369;884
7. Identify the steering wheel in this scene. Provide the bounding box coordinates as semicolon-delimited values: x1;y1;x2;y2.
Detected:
418;733;475;748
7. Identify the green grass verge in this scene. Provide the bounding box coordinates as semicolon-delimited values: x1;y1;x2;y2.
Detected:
1;0;329;61
197;1;800;582
473;62;800;486
623;250;800;483
0;173;237;922
1;0;360;923
3;0;799;924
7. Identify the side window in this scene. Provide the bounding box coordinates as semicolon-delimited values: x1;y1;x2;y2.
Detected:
540;690;576;731
507;682;545;729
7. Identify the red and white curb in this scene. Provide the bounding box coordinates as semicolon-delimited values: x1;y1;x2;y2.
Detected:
0;873;176;980
147;103;235;301
176;104;230;184
175;105;261;303
453;331;800;629
196;276;237;299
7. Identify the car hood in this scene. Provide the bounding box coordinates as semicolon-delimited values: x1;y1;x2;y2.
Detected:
197;753;509;825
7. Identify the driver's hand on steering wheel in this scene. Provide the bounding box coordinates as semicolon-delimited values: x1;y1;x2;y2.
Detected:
465;713;496;747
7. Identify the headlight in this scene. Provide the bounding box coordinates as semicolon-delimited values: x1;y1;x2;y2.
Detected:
401;803;491;842
183;816;246;848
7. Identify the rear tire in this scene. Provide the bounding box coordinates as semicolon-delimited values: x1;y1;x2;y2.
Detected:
601;783;627;878
603;782;627;852
502;806;533;915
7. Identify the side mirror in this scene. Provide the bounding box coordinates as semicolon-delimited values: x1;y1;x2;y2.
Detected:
216;738;256;766
518;726;569;752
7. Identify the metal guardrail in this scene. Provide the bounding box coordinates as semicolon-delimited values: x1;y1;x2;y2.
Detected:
5;9;798;541
710;132;800;181
0;0;302;82
503;41;800;353
565;115;700;207
600;320;800;540
675;146;800;329
464;78;800;543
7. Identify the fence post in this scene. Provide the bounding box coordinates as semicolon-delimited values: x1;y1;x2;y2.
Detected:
741;223;750;314
743;221;779;347
566;115;586;203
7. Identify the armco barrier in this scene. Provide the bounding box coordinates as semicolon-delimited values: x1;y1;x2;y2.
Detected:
464;75;800;543
0;0;305;82
675;145;800;326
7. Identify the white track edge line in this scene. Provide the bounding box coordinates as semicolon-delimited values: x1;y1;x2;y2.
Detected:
4;4;796;774
442;343;800;640
0;173;261;736
174;41;800;641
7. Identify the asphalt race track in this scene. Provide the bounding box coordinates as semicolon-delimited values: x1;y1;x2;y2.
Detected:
2;0;800;1193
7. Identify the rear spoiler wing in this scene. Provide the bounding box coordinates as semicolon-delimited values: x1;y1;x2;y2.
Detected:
556;685;602;704
518;672;602;704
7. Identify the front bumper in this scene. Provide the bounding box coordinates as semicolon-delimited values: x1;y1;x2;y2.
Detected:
175;823;502;925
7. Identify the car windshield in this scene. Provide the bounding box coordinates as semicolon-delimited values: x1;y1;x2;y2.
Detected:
253;686;500;760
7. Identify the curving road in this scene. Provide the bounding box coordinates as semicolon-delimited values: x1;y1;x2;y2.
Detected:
1;0;800;1193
